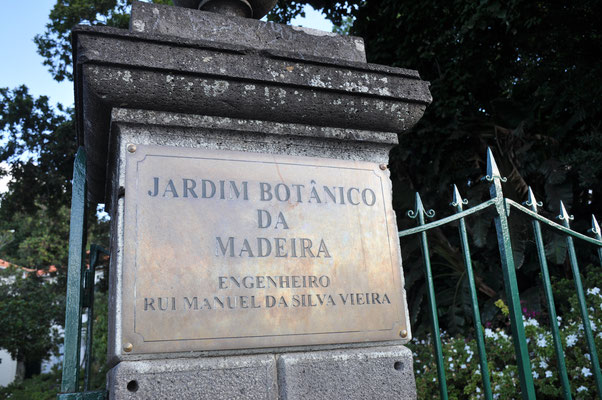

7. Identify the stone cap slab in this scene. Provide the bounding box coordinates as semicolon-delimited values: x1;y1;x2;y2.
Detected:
130;0;366;63
73;16;431;203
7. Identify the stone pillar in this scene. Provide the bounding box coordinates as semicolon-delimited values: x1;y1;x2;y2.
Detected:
73;2;431;399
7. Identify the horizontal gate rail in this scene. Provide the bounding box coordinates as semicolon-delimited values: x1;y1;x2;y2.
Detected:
399;147;602;399
399;199;496;238
506;199;602;247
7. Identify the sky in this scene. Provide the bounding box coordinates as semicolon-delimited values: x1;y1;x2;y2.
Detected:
0;1;333;193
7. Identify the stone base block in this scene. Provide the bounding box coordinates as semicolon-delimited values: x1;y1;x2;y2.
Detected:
107;354;277;399
277;345;416;400
108;345;415;399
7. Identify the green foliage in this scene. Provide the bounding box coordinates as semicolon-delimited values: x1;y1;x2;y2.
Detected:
411;269;602;398
0;207;70;269
332;15;353;35
0;267;64;368
270;1;362;25
0;367;61;400
86;291;110;391
0;86;76;218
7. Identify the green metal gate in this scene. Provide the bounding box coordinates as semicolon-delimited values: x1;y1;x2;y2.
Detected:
59;146;602;399
399;148;602;399
58;148;108;400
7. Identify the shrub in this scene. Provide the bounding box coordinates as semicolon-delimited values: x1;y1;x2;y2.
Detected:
411;267;602;399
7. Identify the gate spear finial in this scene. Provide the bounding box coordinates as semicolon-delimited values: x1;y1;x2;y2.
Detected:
451;184;468;210
558;201;575;225
590;215;601;239
484;147;508;183
407;192;435;221
524;187;543;212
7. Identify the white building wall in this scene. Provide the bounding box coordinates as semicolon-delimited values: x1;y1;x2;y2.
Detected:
0;349;17;387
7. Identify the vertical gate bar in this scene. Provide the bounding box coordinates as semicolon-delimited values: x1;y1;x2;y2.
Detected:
486;149;535;399
409;193;448;399
559;202;602;399
451;186;493;400
60;147;88;394
83;244;98;391
525;189;572;399
591;215;602;267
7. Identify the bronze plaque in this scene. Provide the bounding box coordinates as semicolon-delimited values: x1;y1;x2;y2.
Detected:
122;145;408;354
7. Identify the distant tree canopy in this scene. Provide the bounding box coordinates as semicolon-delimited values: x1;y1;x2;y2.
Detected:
0;267;63;379
1;0;599;359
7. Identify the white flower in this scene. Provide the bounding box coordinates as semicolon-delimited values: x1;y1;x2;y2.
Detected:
545;370;552;378
448;357;453;362
537;334;548;348
476;387;481;393
577;385;588;392
539;360;548;369
566;334;578;347
485;328;495;338
582;367;593;377
587;287;600;295
585;353;591;360
449;363;454;370
524;318;539;327
432;378;436;382
533;371;539;379
592;321;598;332
461;364;467;369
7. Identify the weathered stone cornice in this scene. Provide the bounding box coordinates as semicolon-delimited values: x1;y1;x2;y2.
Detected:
73;11;431;203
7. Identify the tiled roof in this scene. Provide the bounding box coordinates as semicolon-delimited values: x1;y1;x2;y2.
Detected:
0;259;58;277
